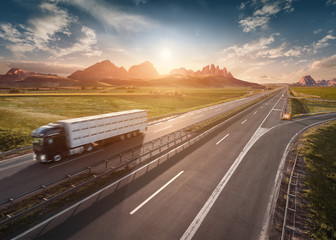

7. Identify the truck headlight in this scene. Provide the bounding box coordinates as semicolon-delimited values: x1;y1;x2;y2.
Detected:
40;154;46;162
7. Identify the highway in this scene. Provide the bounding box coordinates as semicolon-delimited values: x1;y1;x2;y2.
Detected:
13;89;336;240
0;90;273;204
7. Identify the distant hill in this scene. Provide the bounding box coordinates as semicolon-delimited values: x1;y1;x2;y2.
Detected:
294;75;336;86
1;62;264;88
170;64;233;78
0;68;82;88
98;62;263;88
67;60;128;81
0;68;44;81
67;60;158;81
128;61;159;79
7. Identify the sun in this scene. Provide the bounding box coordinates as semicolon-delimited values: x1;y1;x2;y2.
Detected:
160;48;172;60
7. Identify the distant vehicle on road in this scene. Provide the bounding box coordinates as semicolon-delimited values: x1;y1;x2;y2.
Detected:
31;109;147;163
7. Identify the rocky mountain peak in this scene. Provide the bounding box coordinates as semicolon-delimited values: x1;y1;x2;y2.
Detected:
170;64;234;78
128;61;159;79
298;75;316;86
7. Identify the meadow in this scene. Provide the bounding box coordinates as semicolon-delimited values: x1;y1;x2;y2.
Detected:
291;87;336;100
289;87;336;117
0;87;259;152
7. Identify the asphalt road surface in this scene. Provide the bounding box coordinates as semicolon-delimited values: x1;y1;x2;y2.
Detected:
15;89;336;240
0;90;274;204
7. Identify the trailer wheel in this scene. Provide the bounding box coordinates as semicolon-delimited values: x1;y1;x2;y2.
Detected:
53;153;62;162
120;135;125;141
132;131;137;137
127;133;132;139
86;144;93;152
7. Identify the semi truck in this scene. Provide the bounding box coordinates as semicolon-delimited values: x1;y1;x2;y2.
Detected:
31;109;147;163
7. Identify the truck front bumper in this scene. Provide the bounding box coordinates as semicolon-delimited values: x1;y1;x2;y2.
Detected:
34;154;51;163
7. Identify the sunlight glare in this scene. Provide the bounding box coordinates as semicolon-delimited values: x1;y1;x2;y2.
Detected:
161;48;172;60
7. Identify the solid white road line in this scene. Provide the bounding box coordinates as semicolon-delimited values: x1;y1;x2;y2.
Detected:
130;171;184;215
216;134;229;145
241;119;247;125
153;125;172;133
181;92;283;240
193;115;204;119
259;116;336;240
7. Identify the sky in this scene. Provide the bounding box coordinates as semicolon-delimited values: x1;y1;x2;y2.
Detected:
0;0;336;83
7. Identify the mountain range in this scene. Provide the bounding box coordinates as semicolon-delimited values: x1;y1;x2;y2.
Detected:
68;60;159;80
67;60;262;88
170;64;233;78
294;75;336;86
0;60;263;88
0;68;80;88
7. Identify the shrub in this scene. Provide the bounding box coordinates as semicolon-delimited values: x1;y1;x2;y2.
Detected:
0;128;31;152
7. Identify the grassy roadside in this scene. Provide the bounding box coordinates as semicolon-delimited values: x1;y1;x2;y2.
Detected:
296;120;336;239
291;87;336;100
0;88;262;152
289;87;336;118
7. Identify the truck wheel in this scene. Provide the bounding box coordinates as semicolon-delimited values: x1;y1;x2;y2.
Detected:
120;135;125;141
86;144;93;152
127;133;132;139
53;153;62;162
132;131;137;137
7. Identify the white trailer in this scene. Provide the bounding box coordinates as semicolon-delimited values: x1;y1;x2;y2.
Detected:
32;109;147;163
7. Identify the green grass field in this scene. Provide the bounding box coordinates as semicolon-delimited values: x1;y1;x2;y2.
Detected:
0;87;259;152
291;87;336;100
289;87;336;117
297;121;336;239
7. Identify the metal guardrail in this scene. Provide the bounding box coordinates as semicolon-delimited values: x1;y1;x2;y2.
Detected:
0;146;32;159
0;92;276;236
281;154;298;240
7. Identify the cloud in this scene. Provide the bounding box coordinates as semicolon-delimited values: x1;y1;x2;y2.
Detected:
0;23;36;57
283;46;305;57
53;26;102;58
134;0;147;5
253;3;281;16
239;0;294;32
0;1;101;59
239;16;270;33
28;2;75;49
312;34;336;51
326;0;336;6
220;33;283;60
313;28;322;34
68;0;156;32
311;54;336;69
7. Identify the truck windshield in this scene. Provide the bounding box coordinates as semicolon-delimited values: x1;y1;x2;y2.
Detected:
32;137;44;145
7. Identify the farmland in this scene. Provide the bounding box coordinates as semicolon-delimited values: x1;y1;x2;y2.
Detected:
0;87;260;152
